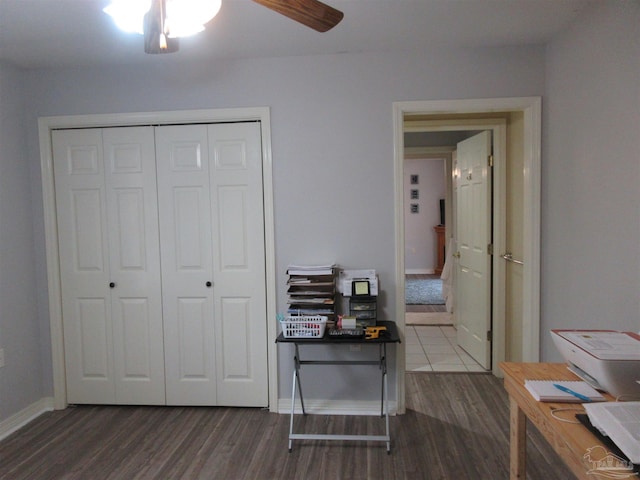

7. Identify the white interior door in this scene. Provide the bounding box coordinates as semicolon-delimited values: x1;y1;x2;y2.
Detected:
455;131;492;369
54;127;165;404
157;122;268;406
450;151;458;326
208;122;268;407
156;125;217;406
54;129;113;403
103;127;165;404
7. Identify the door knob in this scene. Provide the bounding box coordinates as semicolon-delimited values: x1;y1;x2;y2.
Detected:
206;281;212;287
109;282;116;288
453;252;461;259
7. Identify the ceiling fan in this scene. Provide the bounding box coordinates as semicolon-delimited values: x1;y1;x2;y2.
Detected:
252;0;344;33
106;0;344;54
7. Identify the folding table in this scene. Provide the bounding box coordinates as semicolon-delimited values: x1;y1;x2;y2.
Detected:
276;320;400;453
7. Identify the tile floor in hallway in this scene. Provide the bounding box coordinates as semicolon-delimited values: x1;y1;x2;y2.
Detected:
405;325;488;372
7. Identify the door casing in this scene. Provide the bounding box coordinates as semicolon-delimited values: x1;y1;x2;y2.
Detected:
393;97;541;414
39;107;278;411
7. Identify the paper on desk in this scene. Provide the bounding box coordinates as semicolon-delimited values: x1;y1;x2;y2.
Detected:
584;401;640;464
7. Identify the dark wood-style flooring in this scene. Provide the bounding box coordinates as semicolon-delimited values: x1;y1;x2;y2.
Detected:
0;373;574;479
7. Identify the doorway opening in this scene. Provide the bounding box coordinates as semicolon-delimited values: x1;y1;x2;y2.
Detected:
403;148;451;326
403;129;490;373
393;98;542;415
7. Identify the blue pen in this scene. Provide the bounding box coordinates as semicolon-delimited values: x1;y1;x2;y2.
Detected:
552;383;592;402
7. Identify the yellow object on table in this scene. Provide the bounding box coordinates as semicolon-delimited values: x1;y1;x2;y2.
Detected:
365;326;387;339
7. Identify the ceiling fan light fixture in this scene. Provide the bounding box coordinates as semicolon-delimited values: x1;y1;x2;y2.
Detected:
104;0;221;38
103;0;151;34
165;0;221;37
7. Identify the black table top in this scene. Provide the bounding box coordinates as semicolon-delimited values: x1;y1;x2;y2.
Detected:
276;320;400;344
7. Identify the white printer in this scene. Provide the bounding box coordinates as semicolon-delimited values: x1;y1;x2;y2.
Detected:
551;329;640;397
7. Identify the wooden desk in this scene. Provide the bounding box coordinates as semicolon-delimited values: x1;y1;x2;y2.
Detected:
499;362;618;480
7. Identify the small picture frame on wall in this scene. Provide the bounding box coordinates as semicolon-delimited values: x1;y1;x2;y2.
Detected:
410;204;419;214
410;174;419;185
410;189;419;200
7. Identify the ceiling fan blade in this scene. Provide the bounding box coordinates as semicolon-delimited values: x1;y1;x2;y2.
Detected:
252;0;344;32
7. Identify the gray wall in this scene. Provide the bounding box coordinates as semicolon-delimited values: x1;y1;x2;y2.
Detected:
26;47;544;399
541;0;640;360
0;0;638;422
0;63;43;420
22;45;546;404
404;158;445;272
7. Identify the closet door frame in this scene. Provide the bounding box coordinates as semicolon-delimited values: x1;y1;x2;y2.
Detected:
39;108;277;412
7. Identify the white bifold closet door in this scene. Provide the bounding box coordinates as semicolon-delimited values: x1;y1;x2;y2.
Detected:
53;127;165;405
53;122;268;407
156;122;268;406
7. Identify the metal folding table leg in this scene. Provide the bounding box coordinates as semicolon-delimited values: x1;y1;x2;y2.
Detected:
384;368;390;453
289;345;307;452
379;344;385;417
288;368;296;452
294;344;306;414
287;340;393;453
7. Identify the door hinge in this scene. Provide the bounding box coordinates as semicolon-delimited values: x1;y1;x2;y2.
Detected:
487;330;492;342
488;154;494;167
488;243;493;255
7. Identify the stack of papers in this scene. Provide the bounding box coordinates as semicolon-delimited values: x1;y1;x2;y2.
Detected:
287;264;337;316
524;380;606;402
584;401;640;464
287;264;336;276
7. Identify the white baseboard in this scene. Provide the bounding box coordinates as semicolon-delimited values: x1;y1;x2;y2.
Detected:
405;268;435;275
277;398;397;416
0;397;55;441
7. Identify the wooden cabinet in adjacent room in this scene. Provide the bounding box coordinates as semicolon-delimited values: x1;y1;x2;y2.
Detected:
434;225;446;275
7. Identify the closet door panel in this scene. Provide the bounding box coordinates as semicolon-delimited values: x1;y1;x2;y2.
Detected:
177;297;209;377
103;127;165;405
71;189;106;270
217;187;249;267
54;127;165;405
118;298;153;376
171;190;211;380
173;188;208;268
53;129;115;404
219;298;251;378
156;125;217;406
209;123;268;406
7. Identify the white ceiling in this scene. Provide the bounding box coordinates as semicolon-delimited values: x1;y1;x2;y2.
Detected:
0;0;594;70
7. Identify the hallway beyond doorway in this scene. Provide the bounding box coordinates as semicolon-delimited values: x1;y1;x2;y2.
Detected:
405;274;446;310
405;326;487;372
405;274;450;325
